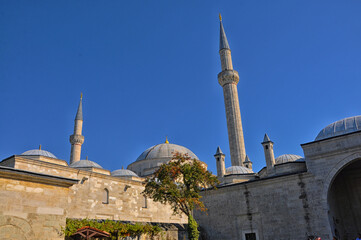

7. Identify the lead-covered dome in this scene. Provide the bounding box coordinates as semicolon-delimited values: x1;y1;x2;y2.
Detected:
275;154;304;164
136;143;199;162
315;116;361;141
226;166;253;174
112;169;138;177
128;140;203;177
21;149;57;159
70;160;103;169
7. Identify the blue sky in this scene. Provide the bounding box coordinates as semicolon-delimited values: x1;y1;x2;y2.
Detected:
1;0;361;174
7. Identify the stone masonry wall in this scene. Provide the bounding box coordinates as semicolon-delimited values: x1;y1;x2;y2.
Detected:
0;178;69;240
196;172;330;240
0;156;187;240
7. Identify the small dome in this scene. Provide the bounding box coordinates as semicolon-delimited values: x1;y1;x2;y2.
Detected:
315;116;361;141
70;160;103;169
275;154;304;164
111;169;138;177
226;166;253;175
136;143;199;162
21;149;57;159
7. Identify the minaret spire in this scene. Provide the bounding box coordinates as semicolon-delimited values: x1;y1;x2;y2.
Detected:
219;14;230;51
69;93;85;164
75;92;83;121
218;15;246;166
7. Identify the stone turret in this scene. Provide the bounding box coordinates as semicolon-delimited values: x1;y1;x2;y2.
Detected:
244;155;252;170
214;146;226;177
218;14;246;166
261;134;275;174
69;94;85;164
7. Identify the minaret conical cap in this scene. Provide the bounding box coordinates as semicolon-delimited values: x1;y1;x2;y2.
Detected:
215;146;225;156
75;93;83;121
219;15;230;51
262;133;272;143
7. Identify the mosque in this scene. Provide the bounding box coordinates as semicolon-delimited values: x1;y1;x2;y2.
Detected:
1;16;361;240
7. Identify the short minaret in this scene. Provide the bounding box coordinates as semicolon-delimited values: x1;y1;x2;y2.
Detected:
214;146;226;178
218;14;246;166
69;94;85;165
244;155;253;170
261;134;275;173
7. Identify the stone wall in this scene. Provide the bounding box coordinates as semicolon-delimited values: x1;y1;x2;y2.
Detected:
196;132;361;240
196;172;320;240
0;177;70;240
67;170;185;223
0;156;187;240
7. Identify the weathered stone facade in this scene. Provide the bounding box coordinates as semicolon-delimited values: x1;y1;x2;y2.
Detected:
0;155;187;240
196;131;361;240
0;166;76;240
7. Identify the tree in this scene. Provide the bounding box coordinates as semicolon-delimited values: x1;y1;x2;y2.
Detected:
142;152;219;240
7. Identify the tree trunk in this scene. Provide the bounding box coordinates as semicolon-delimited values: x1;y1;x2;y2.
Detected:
188;214;199;240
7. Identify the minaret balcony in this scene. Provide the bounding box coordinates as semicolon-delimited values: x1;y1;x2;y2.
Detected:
218;69;239;87
70;134;84;145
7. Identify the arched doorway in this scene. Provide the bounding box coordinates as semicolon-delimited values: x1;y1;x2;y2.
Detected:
328;159;361;240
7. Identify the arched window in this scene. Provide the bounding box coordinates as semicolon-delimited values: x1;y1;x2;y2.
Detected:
102;188;109;204
142;196;147;208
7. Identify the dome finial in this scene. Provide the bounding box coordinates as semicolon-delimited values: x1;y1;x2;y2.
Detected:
165;136;169;144
80;92;83;100
39;144;41;150
219;13;222;21
122;166;124;169
86;156;88;160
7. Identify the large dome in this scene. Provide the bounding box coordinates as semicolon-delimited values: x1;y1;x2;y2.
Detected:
275;154;304;164
136;143;199;162
21;149;57;159
128;140;202;177
315;116;361;141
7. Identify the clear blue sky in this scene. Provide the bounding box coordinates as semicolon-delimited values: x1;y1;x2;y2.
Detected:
1;1;361;174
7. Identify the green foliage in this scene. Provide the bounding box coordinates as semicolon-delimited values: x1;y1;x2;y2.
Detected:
142;153;219;239
187;214;199;240
62;218;162;240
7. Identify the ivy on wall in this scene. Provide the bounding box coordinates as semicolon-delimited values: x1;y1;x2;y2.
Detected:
62;218;162;239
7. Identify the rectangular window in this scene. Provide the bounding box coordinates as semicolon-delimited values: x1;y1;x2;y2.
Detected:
245;233;256;240
142;196;147;208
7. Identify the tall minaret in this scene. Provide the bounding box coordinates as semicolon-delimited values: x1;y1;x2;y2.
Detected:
69;93;85;165
218;14;246;166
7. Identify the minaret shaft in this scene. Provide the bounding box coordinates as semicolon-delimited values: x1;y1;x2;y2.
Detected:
218;18;246;166
70;96;84;165
70;143;82;164
220;49;233;71
222;84;246;166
